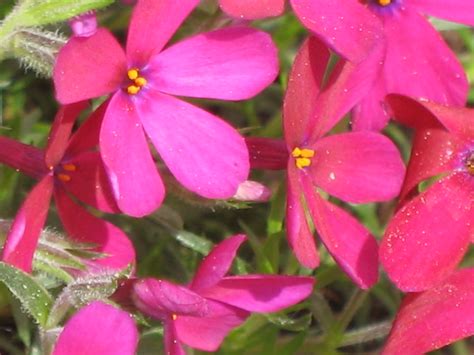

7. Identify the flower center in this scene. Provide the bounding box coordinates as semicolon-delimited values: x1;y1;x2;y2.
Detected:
466;152;474;175
172;314;178;321
56;163;77;182
126;68;147;95
377;0;391;5
292;147;315;169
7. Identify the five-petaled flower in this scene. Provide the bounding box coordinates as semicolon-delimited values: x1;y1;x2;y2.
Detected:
54;0;279;217
133;234;314;354
0;102;135;273
380;95;474;291
291;0;473;130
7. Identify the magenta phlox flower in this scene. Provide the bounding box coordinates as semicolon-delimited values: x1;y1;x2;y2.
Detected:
133;234;314;354
53;0;279;218
219;0;285;19
52;301;138;355
0;102;135;273
291;0;472;130
251;37;405;288
380;95;474;291
382;268;474;355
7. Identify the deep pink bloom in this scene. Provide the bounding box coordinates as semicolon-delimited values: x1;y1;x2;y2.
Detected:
380;95;474;291
248;37;405;288
53;0;278;217
0;103;135;273
382;268;474;354
133;234;314;354
291;0;472;130
53;301;138;355
68;11;97;37
219;0;285;19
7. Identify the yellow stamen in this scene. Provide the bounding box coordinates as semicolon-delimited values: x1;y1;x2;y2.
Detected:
300;148;315;158
466;153;474;175
127;68;139;80
378;0;391;6
134;77;147;87
58;173;71;182
172;314;178;321
296;158;311;169
127;85;140;95
291;147;302;158
62;163;77;172
292;147;315;169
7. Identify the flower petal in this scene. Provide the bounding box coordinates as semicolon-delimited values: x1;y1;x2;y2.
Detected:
175;300;248;351
150;27;278;100
100;93;165;217
139;92;249;199
200;275;314;312
45;102;88;168
382;269;474;355
302;182;379;289
309;132;405;203
245;137;288;170
286;166;319;269
0;136;47;180
383;10;468;107
1;176;53;273
133;278;208;319
126;0;199;65
410;0;474;26
164;321;186;355
290;0;382;62
283;36;330;147
53;301;138;355
191;235;246;292
55;189;135;270
219;0;285;19
61;151;119;213
54;28;126;104
380;173;474;292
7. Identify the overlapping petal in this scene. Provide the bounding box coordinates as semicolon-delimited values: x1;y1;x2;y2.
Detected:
53;301;138;355
410;0;474;26
150;27;278;100
164;321;186;355
220;0;284;19
100;93;165;217
245;137;288;170
139;92;248;199
54;29;127;104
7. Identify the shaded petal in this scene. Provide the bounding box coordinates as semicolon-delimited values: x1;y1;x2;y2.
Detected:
283;36;330;147
54;29;126;104
150;27;278;100
383;10;468;107
309;132;405;203
245;137;288;170
164;321;186;355
126;0;199;65
61;151;120;213
219;0;285;19
133;278;208;320
191;235;246;292
100;93;165;217
286;166;319;269
233;180;271;202
290;0;382;62
0;136;46;180
55;189;135;270
380;173;474;292
45;102;88;168
410;0;474;26
382;269;474;355
53;301;138;355
1;176;53;273
139;92;249;199
175;300;248;351
302;182;379;289
200;275;314;312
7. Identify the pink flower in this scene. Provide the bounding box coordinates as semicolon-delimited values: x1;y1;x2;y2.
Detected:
382;268;474;355
249;37;405;288
133;234;314;354
219;0;285;19
380;95;474;291
0;102;135;273
53;0;278;217
291;0;472;130
53;301;138;355
68;11;97;37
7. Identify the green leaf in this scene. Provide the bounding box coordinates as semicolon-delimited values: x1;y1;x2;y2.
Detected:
0;262;53;327
173;230;212;255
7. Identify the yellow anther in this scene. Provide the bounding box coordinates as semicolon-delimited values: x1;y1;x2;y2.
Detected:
57;173;71;182
296;158;311;169
62;163;77;172
292;147;315;169
300;149;315;158
291;147;302;158
466;153;474;175
172;314;178;321
127;85;140;95
134;77;147;87
127;68;139;80
378;0;391;6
